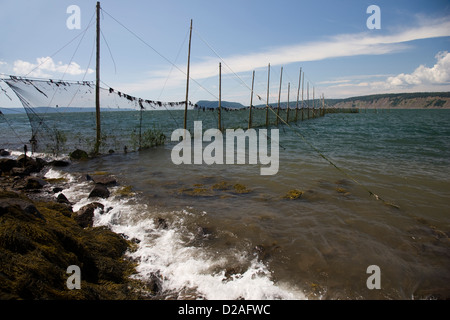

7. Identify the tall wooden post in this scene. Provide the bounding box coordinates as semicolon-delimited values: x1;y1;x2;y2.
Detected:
184;19;193;130
94;1;101;154
301;71;304;121
266;63;270;127
218;62;222;131
307;82;310;119
322;94;325;116
295;67;301;122
276;66;283;126
313;86;315;118
286;82;290;123
248;70;255;129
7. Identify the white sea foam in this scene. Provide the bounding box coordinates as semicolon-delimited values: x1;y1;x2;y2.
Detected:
44;168;306;300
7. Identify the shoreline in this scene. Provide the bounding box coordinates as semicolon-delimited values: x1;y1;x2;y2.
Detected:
0;151;158;299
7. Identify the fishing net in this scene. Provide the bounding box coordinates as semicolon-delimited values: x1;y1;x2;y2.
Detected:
2;76;197;155
2;75;317;156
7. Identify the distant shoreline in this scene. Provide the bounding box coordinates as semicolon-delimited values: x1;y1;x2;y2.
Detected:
1;91;449;114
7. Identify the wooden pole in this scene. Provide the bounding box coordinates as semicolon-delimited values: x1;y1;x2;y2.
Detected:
248;70;255;129
94;1;101;154
266;63;270;127
321;94;325;117
184;19;193;130
286;82;290;123
307;82;309;119
218;62;222;131
313;86;315;118
295;67;301;122
276;66;283;126
301;71;304;121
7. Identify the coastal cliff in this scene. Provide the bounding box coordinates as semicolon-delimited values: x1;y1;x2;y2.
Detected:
327;92;450;109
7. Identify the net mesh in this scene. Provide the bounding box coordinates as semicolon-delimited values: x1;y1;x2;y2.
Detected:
3;76;319;156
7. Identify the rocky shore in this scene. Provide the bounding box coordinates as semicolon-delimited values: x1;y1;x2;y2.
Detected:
0;150;153;300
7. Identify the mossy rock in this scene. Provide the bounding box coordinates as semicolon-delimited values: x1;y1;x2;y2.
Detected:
93;171;109;176
69;149;89;160
44;177;68;184
114;186;135;197
178;187;214;197
282;189;304;200
211;181;232;191
232;184;251;194
335;187;348;194
0;192;144;299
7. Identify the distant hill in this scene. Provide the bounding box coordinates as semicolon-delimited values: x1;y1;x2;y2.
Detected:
326;92;450;109
2;92;449;115
198;92;450;110
196;100;246;109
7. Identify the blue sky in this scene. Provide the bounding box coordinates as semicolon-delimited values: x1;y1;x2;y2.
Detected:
1;0;450;108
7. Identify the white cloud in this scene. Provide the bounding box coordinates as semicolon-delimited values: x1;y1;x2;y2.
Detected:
387;51;450;87
12;56;94;78
117;16;450;100
185;17;450;81
320;51;450;98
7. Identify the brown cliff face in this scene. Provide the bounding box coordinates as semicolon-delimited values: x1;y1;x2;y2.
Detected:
328;93;450;109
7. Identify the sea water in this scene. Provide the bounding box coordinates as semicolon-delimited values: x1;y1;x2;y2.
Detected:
1;109;449;299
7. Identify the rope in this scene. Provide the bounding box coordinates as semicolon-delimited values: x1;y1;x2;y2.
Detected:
0;109;27;145
267;105;399;209
101;8;219;101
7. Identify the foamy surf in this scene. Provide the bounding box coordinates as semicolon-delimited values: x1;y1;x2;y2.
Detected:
43;167;306;300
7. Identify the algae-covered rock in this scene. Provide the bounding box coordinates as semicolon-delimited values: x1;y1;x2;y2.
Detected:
0;191;143;299
114;185;134;197
232;183;251;194
178;187;214;197
282;189;303;200
69;149;89;160
211;181;232;191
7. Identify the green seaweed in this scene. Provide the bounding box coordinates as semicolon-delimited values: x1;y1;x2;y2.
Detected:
282;189;303;200
0;191;146;299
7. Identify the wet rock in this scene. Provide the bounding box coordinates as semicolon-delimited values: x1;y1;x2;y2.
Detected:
50;160;70;167
53;187;64;193
156;217;168;229
56;193;71;205
147;272;163;295
223;266;245;282
0;193;44;220
233;183;251;194
211;181;232;191
69;149;89;160
92;175;117;186
24;177;48;190
0;149;10;156
196;226;213;240
88;183;110;199
75;202;104;228
282;189;304;200
0;158;18;173
16;155;45;173
253;244;276;261
11;167;29;177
